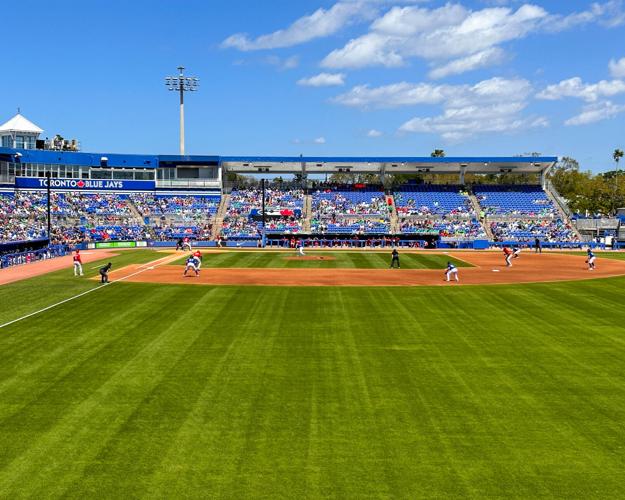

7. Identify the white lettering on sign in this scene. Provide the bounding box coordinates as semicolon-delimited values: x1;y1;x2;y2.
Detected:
33;179;125;189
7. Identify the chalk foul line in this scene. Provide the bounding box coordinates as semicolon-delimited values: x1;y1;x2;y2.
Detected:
0;254;180;330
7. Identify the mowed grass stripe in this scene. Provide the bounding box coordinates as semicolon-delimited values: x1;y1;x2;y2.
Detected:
0;285;237;498
175;251;470;270
1;254;625;497
0;250;161;326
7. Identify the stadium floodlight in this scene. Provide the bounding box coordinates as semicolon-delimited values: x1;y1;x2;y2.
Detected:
165;66;200;155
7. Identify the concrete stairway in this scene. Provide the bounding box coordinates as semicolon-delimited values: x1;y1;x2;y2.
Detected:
211;193;230;239
467;193;493;239
387;194;399;233
127;199;145;221
302;194;312;232
543;182;582;240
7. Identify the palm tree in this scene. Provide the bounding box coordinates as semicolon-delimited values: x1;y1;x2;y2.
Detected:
613;149;623;213
430;149;445;157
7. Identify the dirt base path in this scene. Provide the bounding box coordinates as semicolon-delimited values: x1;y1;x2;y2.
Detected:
0;250;119;286
107;252;625;287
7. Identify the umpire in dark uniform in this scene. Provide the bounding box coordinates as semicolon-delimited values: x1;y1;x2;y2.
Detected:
390;248;400;269
100;262;112;284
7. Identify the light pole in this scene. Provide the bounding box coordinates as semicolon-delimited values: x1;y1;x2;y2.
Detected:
261;178;266;248
165;66;199;155
46;171;51;241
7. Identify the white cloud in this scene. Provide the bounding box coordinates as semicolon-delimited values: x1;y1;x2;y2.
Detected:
367;129;383;137
314;137;327;144
298;72;346;87
333;76;532;109
399;106;547;141
322;3;547;72
320;1;624;77
264;55;300;70
221;2;377;51
549;0;625;30
333;81;451;108
609;57;625;78
335;76;544;141
565;100;625;126
428;47;506;79
536;77;625;102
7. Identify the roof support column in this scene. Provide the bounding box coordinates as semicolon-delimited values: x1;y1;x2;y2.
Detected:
301;156;307;189
459;165;467;185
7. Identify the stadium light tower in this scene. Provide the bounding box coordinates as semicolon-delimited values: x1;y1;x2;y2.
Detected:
165;66;199;155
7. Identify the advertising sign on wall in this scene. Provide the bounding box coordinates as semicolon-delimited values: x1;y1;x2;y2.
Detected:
15;177;155;191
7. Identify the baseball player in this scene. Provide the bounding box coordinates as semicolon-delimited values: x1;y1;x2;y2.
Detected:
503;246;514;267
445;261;459;282
73;250;84;276
99;262;112;284
296;240;305;256
175;237;184;251
192;249;203;269
389;248;400;269
182;236;192;252
512;246;521;259
586;248;596;271
183;256;200;277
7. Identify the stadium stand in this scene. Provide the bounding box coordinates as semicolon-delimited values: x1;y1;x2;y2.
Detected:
0;183;580;246
221;187;304;238
474;185;555;217
130;193;220;218
310;187;391;234
474;185;578;242
394;185;473;216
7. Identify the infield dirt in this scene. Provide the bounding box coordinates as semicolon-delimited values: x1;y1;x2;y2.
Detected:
105;251;625;286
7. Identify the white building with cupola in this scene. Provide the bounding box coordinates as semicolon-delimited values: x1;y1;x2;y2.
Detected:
0;113;43;150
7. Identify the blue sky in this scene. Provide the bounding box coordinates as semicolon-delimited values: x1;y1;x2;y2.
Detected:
1;0;624;171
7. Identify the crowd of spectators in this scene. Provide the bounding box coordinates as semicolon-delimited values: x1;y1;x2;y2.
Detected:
399;218;486;239
0;185;581;246
490;219;577;242
394;187;472;217
222;187;304;238
311;217;390;234
312;190;388;217
0;245;70;269
130;194;220;219
152;224;212;241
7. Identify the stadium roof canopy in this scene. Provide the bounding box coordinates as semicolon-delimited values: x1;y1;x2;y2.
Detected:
0;147;557;174
220;156;558;175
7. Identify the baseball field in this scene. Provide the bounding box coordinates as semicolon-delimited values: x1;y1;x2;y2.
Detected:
1;248;625;498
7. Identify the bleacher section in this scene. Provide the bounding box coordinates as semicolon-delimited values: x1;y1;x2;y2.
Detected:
394;185;472;216
0;184;579;245
221;188;304;239
130;194;220;218
392;185;484;239
474;185;554;216
474;185;578;242
310;188;391;234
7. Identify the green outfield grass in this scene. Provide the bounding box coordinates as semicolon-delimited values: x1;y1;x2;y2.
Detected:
173;250;472;269
0;249;625;498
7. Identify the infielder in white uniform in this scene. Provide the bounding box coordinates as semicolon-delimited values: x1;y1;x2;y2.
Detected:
445;262;459;282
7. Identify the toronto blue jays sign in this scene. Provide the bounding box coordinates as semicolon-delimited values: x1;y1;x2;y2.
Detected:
15;177;155;191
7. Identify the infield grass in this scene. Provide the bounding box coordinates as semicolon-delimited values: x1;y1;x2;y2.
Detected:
0;249;624;498
173;250;472;269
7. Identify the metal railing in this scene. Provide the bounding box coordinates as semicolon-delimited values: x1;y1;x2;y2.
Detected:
156;179;220;189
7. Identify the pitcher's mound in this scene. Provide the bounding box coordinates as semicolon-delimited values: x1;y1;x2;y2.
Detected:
284;255;336;261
